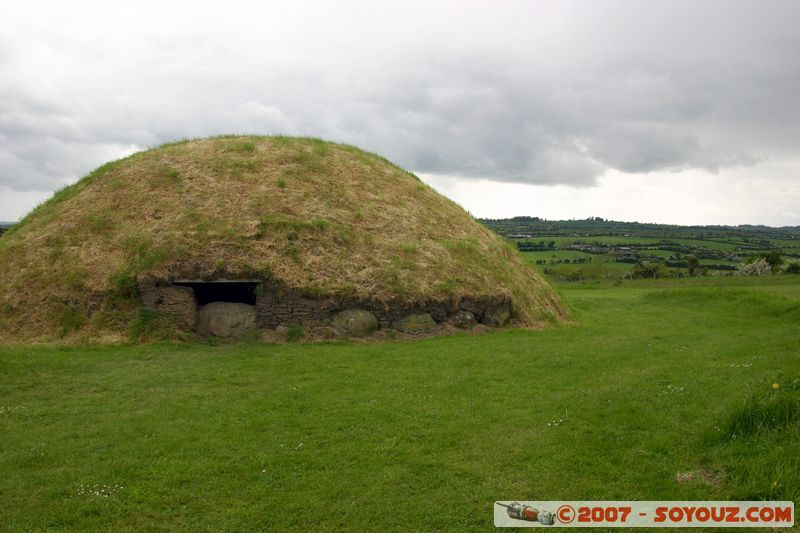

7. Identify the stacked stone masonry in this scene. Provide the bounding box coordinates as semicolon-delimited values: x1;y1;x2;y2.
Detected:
139;279;511;335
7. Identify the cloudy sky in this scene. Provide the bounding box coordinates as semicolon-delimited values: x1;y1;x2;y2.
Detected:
1;1;799;225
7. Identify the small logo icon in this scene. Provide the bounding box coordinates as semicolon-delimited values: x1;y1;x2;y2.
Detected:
496;502;555;525
557;504;576;524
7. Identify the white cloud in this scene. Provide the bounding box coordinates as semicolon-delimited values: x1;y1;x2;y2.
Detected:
421;157;800;227
0;0;798;225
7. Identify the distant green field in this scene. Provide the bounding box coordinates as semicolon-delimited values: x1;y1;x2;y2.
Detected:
2;276;799;530
523;250;588;259
516;231;800;280
672;238;743;251
519;235;762;251
521;249;735;278
520;251;632;278
525;236;771;254
698;258;740;266
522;235;662;246
520;250;599;261
639;249;674;259
769;239;800;248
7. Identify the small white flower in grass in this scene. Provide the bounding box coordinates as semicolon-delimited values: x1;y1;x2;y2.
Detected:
77;482;123;498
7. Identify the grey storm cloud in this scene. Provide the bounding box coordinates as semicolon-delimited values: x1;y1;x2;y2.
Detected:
1;0;799;193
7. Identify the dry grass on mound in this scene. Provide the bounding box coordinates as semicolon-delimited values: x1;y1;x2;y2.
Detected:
0;136;569;342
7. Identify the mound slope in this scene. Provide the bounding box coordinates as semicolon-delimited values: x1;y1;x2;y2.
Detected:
0;136;568;341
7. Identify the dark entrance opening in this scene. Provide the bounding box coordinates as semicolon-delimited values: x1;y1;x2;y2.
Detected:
174;280;260;306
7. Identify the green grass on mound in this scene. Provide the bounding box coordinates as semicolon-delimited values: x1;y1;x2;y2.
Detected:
1;276;798;530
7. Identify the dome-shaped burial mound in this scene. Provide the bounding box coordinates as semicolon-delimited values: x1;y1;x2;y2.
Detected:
0;136;568;342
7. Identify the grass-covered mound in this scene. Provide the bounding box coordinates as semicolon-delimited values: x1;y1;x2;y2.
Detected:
0;135;567;342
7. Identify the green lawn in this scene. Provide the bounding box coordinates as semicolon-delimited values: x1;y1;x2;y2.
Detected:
2;277;799;531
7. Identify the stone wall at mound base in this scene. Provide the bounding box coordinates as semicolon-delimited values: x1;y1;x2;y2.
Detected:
138;278;512;335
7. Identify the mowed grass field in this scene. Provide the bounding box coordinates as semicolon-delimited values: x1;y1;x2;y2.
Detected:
2;277;800;531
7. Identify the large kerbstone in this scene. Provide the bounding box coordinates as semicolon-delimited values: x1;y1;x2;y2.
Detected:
332;309;378;338
145;285;197;330
197;302;257;337
393;313;438;334
452;310;477;329
483;302;511;327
